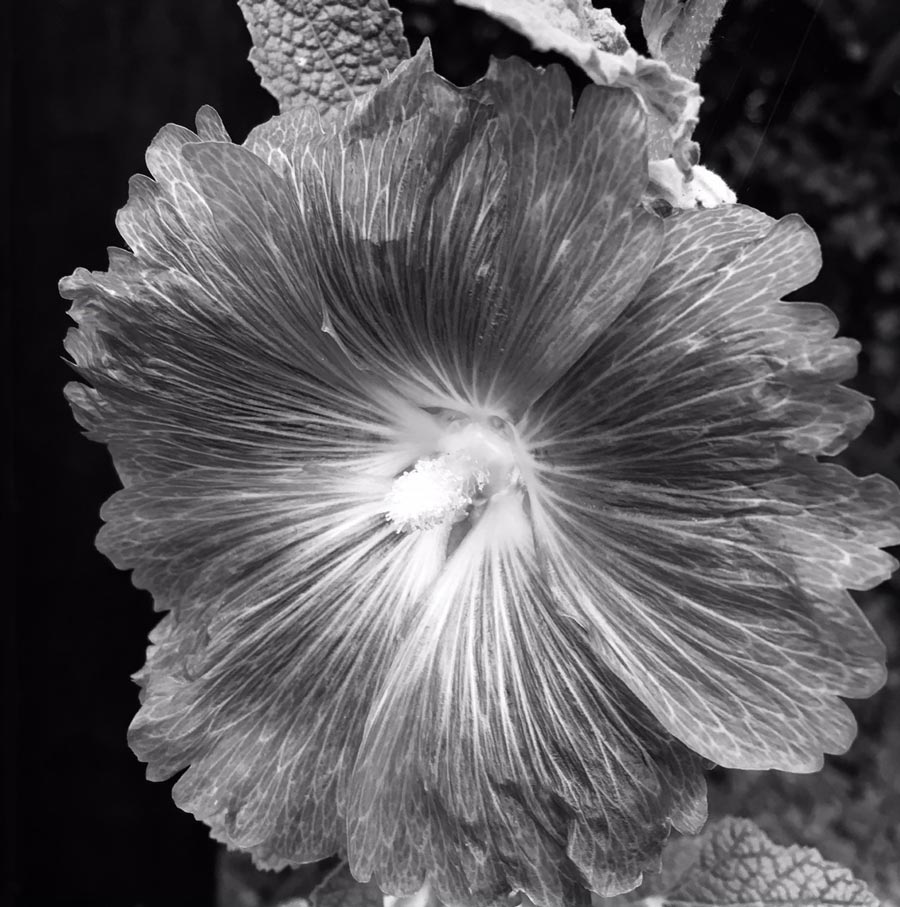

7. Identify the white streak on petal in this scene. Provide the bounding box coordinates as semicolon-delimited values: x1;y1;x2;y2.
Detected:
349;493;704;905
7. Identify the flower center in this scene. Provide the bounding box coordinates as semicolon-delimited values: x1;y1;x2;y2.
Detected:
385;420;520;533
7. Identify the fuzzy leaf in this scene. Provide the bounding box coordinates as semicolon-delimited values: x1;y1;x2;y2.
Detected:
457;0;629;54
456;0;700;169
638;818;880;907
642;0;728;79
238;0;409;113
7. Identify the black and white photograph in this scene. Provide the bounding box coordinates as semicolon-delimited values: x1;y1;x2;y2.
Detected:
6;1;900;905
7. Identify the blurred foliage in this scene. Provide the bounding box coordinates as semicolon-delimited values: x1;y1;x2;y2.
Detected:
687;0;900;494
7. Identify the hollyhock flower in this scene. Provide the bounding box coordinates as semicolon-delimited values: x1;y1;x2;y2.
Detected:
62;45;900;907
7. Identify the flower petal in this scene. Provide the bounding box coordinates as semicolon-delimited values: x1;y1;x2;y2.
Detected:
524;206;900;771
107;464;450;866
290;46;663;415
62;113;438;485
347;497;706;907
61;105;478;865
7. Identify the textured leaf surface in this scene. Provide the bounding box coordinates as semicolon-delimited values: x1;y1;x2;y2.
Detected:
642;0;728;79
645;818;880;907
456;0;700;168
238;0;409;112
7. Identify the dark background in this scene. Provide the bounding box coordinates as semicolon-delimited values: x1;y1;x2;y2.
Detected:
6;1;900;905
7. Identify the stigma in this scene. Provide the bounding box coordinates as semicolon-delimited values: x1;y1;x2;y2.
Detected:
385;419;521;533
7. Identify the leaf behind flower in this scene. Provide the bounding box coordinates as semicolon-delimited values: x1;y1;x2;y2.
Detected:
641;0;728;79
458;0;631;54
626;818;880;907
238;0;409;113
455;0;700;169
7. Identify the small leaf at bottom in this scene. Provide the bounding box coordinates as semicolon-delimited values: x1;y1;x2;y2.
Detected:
658;818;880;907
